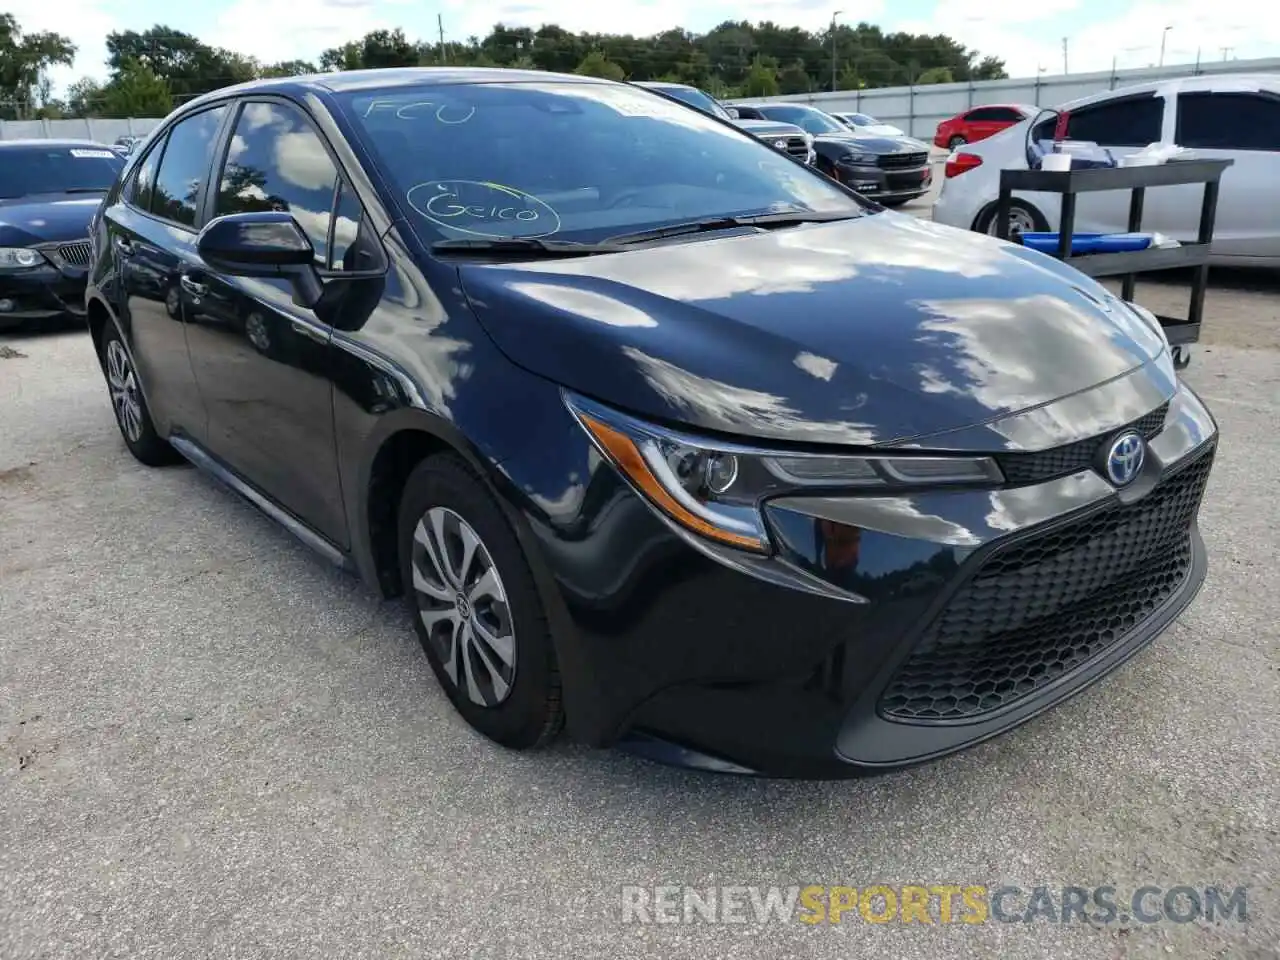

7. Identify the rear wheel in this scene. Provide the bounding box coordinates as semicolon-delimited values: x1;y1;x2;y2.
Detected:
978;199;1048;239
397;454;563;749
100;325;182;466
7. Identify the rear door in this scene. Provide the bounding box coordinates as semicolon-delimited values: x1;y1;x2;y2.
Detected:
182;97;349;546
1062;92;1166;235
1164;89;1280;259
100;105;231;440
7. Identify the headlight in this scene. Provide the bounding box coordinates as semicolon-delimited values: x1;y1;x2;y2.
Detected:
566;393;1004;554
1126;300;1170;349
0;247;44;269
839;152;878;165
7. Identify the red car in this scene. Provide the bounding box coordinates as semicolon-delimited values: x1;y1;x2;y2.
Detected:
934;104;1035;150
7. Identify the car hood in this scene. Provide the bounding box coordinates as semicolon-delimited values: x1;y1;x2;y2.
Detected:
0;195;101;245
457;215;1166;448
734;119;806;137
814;133;926;154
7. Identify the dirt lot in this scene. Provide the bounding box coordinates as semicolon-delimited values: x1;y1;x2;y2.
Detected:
1;252;1277;957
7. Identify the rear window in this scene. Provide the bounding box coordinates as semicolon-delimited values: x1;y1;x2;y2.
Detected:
654;86;732;121
0;146;123;199
759;105;846;135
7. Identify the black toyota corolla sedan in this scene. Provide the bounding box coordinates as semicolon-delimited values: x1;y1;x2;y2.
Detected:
85;68;1217;778
0;139;123;330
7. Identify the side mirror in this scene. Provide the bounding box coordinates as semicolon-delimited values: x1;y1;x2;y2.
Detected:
196;211;323;308
726;107;740;119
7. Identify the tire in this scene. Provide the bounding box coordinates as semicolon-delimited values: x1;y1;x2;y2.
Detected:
948;135;967;150
879;197;911;208
99;324;183;466
977;199;1049;239
397;453;564;749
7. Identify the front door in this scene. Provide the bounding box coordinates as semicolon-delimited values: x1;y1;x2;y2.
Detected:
183;99;348;547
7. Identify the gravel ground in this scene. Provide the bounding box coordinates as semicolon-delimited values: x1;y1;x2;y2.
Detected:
2;287;1278;958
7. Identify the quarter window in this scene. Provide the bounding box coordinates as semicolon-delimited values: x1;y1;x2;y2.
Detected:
127;135;164;212
327;180;381;272
1064;96;1163;147
1176;92;1280;151
150;106;228;227
216;101;338;268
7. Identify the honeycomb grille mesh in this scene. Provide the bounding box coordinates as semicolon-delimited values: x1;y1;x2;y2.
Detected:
997;403;1169;486
879;448;1213;723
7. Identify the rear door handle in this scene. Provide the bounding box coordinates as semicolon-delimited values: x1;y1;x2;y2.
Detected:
179;275;208;297
113;236;134;257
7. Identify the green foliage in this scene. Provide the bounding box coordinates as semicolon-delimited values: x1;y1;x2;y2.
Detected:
742;58;779;97
101;58;171;118
916;66;954;84
6;11;1008;120
573;50;625;80
0;13;76;119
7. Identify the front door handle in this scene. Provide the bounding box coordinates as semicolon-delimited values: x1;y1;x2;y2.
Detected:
179;275;208;297
290;319;329;344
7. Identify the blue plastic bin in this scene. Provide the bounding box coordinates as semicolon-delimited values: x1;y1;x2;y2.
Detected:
1019;232;1153;255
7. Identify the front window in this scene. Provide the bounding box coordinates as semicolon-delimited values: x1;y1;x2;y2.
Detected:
0;146;123;199
656;85;733;121
758;105;846;136
340;81;862;244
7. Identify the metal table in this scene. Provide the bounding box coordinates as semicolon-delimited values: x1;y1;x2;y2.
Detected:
996;158;1234;368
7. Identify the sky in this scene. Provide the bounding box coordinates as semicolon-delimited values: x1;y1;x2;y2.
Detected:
15;0;1279;96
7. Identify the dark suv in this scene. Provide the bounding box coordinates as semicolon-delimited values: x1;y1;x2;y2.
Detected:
86;68;1216;778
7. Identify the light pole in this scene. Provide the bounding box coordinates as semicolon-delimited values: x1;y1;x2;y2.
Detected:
831;11;842;92
1159;25;1172;67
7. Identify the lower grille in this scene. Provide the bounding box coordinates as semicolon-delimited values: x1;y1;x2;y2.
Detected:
879;447;1213;723
878;151;928;170
997;402;1169;486
783;136;809;160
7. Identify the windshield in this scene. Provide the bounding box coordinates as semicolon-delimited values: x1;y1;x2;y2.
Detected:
651;85;732;121
758;106;847;136
852;114;877;125
0;145;123;198
340;81;863;244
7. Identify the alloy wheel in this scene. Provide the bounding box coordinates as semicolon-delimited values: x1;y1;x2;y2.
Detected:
411;506;517;707
105;340;144;443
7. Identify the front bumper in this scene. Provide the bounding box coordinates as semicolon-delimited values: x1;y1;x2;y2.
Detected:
532;379;1217;778
833;160;932;201
0;255;89;325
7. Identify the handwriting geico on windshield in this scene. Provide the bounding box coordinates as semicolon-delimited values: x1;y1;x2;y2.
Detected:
407;181;562;239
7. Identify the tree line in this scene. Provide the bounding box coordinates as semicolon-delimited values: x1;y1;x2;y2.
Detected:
0;14;1007;121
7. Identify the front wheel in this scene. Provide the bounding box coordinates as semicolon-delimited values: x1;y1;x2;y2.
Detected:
398;454;564;749
879;197;912;208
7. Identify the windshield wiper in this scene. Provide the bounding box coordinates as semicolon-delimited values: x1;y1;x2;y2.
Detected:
63;187;109;194
431;237;626;258
605;210;861;246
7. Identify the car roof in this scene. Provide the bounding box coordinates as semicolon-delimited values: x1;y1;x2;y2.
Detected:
635;81;689;90
0;138;113;149
1061;72;1280;109
177;66;609;113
